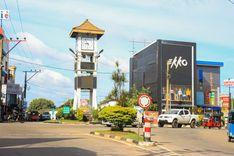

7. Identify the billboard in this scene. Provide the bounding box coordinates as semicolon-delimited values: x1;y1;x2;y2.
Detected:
160;41;195;107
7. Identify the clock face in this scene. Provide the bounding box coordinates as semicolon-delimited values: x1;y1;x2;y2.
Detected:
81;37;94;51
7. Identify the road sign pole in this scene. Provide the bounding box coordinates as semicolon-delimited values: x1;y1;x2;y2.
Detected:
138;94;152;143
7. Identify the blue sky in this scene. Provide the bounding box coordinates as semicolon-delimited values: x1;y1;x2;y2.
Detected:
1;0;234;106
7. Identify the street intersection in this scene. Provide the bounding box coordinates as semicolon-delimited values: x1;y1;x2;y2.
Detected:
0;122;233;156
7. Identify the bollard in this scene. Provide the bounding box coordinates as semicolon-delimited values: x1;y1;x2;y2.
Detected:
144;122;151;142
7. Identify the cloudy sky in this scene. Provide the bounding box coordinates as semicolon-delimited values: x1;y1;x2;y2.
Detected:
1;0;234;106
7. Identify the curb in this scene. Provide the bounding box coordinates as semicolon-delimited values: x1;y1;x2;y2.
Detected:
90;131;156;147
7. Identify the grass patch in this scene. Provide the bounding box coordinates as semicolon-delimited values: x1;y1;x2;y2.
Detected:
95;130;143;142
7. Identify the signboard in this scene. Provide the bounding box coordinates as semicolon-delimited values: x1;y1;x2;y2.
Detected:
6;83;22;95
144;111;158;125
0;10;9;20
220;94;230;109
224;79;234;87
1;84;7;104
134;106;144;123
63;106;70;114
161;42;195;107
138;94;152;109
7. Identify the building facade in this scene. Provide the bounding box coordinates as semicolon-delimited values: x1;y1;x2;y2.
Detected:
0;28;22;121
130;39;223;113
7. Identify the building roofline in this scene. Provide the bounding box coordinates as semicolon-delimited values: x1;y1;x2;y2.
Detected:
197;60;224;67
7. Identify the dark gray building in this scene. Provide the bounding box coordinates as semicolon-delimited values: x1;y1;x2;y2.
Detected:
130;39;223;113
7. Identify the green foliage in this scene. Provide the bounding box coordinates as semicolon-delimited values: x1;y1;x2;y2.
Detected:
56;107;76;120
91;109;99;121
98;106;136;131
59;99;73;108
28;98;55;113
126;85;151;107
56;107;63;119
76;109;84;121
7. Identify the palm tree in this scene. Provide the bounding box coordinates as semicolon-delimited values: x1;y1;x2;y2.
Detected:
111;61;127;103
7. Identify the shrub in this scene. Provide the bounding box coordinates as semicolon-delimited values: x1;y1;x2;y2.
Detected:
91;109;99;121
56;108;63;119
76;109;84;121
98;106;136;131
56;107;76;120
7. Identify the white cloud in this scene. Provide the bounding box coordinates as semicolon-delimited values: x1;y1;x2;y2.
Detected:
30;69;72;89
14;0;233;50
17;32;72;62
100;55;129;73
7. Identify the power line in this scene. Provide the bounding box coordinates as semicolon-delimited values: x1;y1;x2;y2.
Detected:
10;57;129;74
10;57;74;71
15;0;35;61
15;0;24;32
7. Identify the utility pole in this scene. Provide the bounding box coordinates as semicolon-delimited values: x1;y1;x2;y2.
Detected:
21;70;41;111
228;78;232;112
129;40;151;56
0;28;3;121
165;60;171;112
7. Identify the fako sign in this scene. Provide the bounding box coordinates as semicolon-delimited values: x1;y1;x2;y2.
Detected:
168;56;188;69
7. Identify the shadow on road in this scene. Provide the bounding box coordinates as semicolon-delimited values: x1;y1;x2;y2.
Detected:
0;147;96;156
0;138;83;147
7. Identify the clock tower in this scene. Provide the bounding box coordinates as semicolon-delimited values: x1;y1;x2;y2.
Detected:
70;19;104;110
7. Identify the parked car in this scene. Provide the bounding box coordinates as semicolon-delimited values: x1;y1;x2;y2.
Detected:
101;120;113;127
40;112;51;121
157;109;198;128
28;111;40;121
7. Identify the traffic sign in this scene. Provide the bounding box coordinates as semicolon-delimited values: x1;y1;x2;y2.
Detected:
138;94;152;109
63;106;70;114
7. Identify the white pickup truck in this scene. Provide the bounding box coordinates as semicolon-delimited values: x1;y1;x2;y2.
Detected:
157;109;198;128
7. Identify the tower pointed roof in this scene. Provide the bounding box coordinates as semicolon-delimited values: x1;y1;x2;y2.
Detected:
70;19;105;39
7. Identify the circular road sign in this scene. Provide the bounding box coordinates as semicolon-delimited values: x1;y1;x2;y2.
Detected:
138;94;152;109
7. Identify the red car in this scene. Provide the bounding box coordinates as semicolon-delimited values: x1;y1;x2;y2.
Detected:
28;111;40;121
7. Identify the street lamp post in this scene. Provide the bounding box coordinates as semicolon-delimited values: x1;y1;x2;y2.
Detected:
165;60;171;112
228;78;232;111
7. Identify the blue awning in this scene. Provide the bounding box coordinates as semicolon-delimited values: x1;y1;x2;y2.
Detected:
197;60;224;67
200;105;221;111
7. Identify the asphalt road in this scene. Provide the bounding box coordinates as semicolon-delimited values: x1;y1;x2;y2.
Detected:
0;122;172;156
127;125;234;156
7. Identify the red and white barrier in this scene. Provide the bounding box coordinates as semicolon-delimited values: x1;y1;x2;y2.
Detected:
144;122;151;142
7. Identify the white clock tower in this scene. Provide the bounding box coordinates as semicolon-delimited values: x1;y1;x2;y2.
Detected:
70;19;104;110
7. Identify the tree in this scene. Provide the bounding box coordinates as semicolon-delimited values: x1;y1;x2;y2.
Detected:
126;85;151;107
59;99;73;108
27;98;55;113
110;62;127;100
98;106;136;131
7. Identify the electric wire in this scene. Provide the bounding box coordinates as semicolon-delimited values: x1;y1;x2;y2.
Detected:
10;57;129;74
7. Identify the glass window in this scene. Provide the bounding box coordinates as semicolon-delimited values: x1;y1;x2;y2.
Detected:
179;111;184;115
184;110;189;115
198;69;203;83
